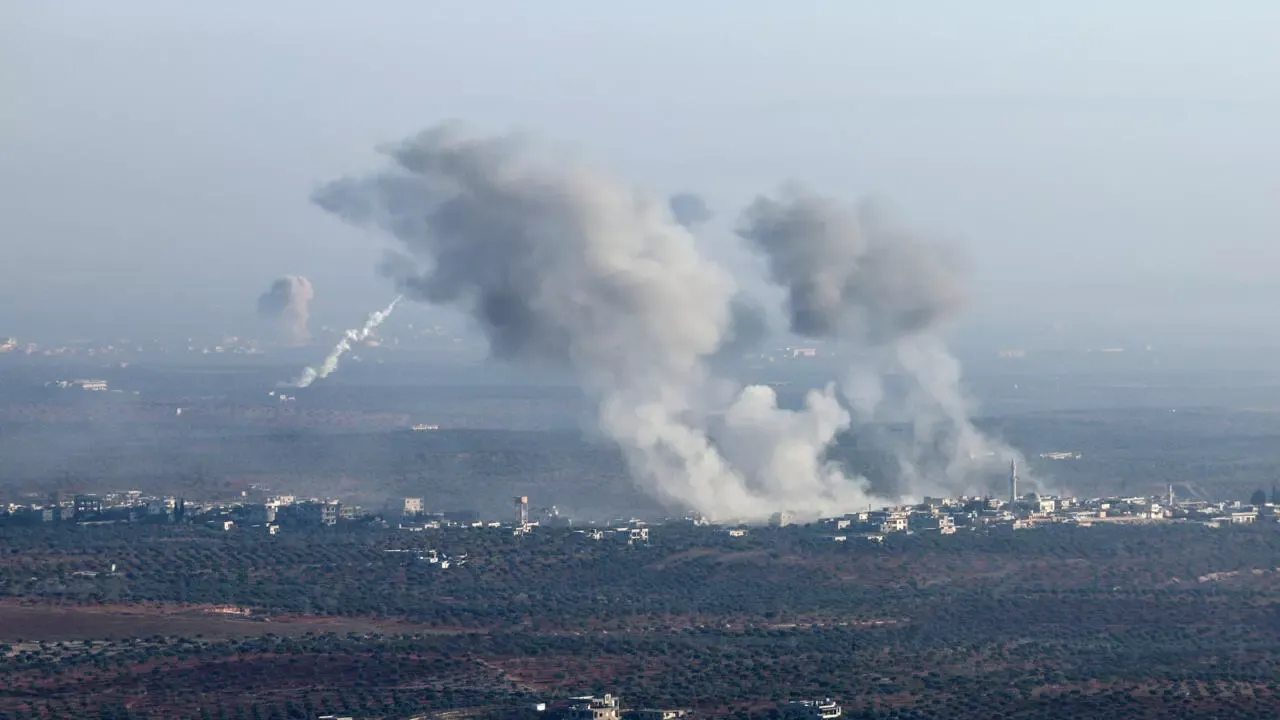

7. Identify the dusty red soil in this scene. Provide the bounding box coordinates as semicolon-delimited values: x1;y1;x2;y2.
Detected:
0;599;429;641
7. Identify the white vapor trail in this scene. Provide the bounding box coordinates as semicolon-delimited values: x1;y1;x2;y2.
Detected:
286;296;402;388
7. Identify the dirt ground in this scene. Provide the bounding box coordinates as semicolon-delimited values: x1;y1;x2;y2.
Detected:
0;599;424;642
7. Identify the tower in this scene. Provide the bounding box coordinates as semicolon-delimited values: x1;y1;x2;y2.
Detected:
1167;483;1175;508
1009;460;1018;504
515;496;529;526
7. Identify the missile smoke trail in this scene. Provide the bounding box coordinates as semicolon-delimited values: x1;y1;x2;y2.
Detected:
287;295;402;388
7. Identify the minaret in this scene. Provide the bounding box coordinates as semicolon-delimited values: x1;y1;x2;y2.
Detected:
1009;460;1018;504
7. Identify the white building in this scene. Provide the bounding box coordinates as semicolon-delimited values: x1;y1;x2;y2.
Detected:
566;695;621;720
788;699;842;719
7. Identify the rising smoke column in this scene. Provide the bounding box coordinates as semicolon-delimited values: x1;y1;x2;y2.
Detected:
737;186;1025;499
311;124;882;521
288;296;401;388
662;191;769;368
256;275;314;345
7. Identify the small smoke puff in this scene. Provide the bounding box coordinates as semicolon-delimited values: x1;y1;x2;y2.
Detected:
256;275;314;345
669;192;713;228
736;187;967;344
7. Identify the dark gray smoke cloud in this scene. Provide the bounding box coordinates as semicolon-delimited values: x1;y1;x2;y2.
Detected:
737;187;966;343
256;275;314;346
737;187;1030;499
668;192;712;228
312;124;882;520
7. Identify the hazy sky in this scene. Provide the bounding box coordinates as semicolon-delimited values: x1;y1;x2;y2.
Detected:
3;2;1278;342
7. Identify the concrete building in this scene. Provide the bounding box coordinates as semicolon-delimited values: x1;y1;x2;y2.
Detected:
769;511;795;527
74;494;103;518
910;514;954;533
616;527;649;544
245;504;276;524
402;497;424;516
298;501;338;526
627;711;688;720
880;515;909;533
566;695;621;720
787;699;842;720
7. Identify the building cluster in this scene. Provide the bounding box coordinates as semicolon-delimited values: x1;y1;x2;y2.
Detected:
537;693;689;720
793;482;1280;544
1;490;183;525
45;378;110;391
734;463;1280;543
381;547;468;570
533;693;837;720
0;490;377;534
7;474;1280;545
572;526;651;544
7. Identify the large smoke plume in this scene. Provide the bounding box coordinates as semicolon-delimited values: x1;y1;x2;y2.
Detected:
313;125;887;521
256;275;314;346
312;124;1024;520
737;187;1026;497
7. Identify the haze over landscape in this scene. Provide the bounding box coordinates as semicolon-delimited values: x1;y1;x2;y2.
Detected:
4;2;1279;346
4;3;1280;719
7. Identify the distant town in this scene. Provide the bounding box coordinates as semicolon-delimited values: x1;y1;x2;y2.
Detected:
5;476;1274;539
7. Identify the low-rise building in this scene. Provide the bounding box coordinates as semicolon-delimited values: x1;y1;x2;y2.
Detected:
295;501;338;526
909;513;954;532
786;699;842;719
880;515;909;533
74;494;103;518
566;695;622;720
244;504;276;524
626;710;688;720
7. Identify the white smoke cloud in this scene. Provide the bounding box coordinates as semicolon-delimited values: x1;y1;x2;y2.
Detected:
256;275;314;346
737;187;1031;500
